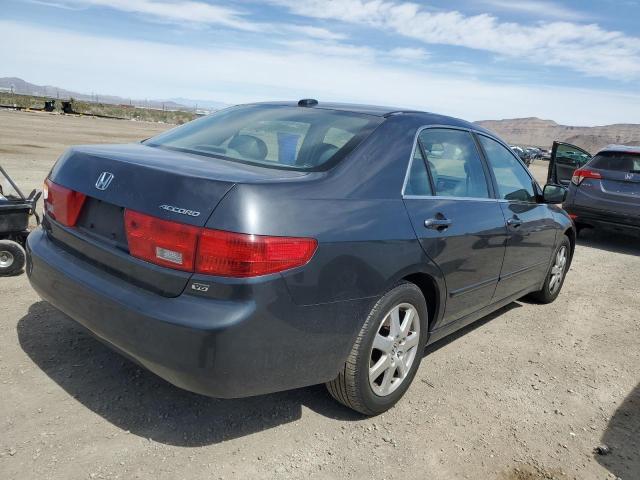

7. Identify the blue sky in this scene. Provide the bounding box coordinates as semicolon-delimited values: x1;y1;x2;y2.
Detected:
2;0;640;125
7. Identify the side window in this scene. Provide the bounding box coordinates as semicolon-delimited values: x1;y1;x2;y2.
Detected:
479;135;536;202
417;129;489;199
405;146;432;196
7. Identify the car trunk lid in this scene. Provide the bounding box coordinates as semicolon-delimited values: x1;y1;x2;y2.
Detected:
46;143;309;296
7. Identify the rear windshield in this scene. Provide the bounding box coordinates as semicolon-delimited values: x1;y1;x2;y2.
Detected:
145;105;383;171
590;151;640;172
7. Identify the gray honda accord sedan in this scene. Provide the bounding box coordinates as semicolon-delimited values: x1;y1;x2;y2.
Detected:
27;100;574;415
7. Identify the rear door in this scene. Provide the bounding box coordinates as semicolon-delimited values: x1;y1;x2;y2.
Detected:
402;127;507;326
477;134;558;300
574;150;640;219
547;141;592;185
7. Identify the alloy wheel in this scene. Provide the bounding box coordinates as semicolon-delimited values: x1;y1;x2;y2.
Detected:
369;303;420;397
549;246;568;294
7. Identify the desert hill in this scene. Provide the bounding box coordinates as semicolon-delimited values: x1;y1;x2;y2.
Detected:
475;118;640;153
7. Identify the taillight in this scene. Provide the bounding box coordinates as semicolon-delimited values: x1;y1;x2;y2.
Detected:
571;168;602;186
196;229;317;277
124;210;199;271
43;178;86;226
123;209;317;277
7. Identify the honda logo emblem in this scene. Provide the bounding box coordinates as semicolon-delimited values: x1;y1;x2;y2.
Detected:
95;172;114;190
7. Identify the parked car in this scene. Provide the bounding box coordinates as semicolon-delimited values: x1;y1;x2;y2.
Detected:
540;148;551;160
525;147;542;162
27;100;575;415
510;145;532;166
548;142;640;237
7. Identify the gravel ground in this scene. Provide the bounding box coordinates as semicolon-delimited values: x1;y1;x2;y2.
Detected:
1;110;638;480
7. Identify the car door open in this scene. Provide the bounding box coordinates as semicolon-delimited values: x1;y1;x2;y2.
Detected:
547;141;592;186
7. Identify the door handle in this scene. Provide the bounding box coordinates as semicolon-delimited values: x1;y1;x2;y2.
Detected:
424;217;453;230
507;217;522;228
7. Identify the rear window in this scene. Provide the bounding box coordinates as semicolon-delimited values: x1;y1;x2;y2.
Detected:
590;151;640;172
145;105;382;171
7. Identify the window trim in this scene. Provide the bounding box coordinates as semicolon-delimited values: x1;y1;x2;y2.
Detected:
473;132;542;205
401;125;497;201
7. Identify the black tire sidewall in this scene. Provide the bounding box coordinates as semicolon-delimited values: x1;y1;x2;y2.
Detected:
355;283;428;414
0;240;26;276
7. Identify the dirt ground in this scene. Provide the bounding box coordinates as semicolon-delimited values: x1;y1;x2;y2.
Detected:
1;109;638;480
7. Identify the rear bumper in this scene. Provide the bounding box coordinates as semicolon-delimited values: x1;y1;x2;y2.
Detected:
563;204;640;236
26;228;371;398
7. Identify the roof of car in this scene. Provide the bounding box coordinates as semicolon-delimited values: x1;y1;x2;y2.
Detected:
600;144;640;154
247;100;491;135
249;100;416;116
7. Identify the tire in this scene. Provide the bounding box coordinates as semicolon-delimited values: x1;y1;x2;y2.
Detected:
326;282;428;415
528;235;571;304
0;239;26;276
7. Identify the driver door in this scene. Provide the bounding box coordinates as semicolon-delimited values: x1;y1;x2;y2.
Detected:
547;141;592;186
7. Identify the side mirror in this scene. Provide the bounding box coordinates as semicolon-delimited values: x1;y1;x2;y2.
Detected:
543;184;567;204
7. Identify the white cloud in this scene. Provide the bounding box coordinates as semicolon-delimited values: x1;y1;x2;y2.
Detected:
61;0;260;31
2;20;639;125
281;40;376;59
388;47;430;61
35;0;347;40
481;0;590;20
271;0;640;81
286;25;346;41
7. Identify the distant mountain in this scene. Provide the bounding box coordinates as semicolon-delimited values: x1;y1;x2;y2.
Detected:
2;78;638;149
476;117;640;153
0;77;227;113
168;97;230;111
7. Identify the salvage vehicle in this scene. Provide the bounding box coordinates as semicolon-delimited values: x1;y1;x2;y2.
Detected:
548;142;640;237
525;147;541;162
510;145;533;166
540;148;551;160
27;101;575;415
0;165;41;275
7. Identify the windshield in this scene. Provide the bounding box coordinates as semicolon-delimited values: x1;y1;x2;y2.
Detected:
590;151;640;172
145;105;383;171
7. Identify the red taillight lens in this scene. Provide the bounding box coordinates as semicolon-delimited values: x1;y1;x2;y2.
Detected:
124;210;199;271
571;168;602;186
43;178;86;226
196;229;317;277
123;209;317;277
